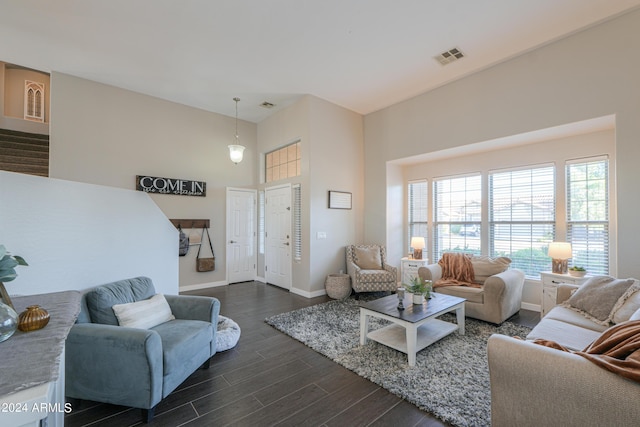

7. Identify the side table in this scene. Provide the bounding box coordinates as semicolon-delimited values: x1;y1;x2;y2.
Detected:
401;257;428;285
539;271;591;318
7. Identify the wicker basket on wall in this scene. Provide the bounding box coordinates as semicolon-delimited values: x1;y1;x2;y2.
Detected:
325;273;352;299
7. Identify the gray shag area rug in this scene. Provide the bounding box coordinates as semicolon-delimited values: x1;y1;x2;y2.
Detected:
265;297;531;427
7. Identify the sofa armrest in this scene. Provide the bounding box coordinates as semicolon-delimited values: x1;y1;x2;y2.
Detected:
347;261;361;280
479;269;524;324
165;294;220;323
165;294;220;355
65;323;163;409
383;263;397;277
418;264;442;282
488;334;640;427
556;283;579;304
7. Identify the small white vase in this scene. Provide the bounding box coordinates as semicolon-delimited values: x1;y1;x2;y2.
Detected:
412;293;424;305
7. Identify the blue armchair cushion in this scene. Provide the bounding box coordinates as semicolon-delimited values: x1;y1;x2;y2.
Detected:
85;277;156;325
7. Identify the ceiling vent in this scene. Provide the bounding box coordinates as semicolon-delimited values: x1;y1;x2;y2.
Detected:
260;101;275;109
435;47;465;65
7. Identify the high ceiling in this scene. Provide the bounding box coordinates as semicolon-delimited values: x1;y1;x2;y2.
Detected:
1;1;639;123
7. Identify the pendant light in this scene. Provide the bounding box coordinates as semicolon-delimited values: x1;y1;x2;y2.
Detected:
228;97;245;164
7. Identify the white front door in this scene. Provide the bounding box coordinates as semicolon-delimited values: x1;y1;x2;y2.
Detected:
226;188;257;284
265;184;291;290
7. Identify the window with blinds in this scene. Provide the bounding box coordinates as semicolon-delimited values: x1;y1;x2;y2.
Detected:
566;157;609;275
293;184;302;262
408;180;428;253
258;190;265;255
489;165;555;277
433;174;482;261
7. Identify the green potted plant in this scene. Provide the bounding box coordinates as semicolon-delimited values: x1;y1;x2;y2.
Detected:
0;244;28;309
404;276;433;305
568;266;587;277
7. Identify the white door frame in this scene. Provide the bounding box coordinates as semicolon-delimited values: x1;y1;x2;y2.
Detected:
265;184;292;290
226;187;257;284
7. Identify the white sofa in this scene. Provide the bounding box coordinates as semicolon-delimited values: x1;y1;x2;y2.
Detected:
488;283;640;427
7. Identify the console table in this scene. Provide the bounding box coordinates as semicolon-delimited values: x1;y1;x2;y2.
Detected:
0;291;81;427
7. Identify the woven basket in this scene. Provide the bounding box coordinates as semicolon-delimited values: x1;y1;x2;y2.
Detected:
325;274;352;299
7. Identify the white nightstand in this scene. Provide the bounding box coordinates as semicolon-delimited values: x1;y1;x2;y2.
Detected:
539;271;591;318
401;257;429;285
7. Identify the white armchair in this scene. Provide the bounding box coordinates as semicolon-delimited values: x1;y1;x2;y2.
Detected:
418;255;524;324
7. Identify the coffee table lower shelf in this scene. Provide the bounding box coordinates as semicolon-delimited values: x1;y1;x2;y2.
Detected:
366;319;459;354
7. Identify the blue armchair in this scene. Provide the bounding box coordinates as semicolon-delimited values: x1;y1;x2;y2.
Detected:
65;277;220;422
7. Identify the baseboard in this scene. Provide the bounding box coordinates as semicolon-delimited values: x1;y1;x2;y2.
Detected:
290;287;327;299
179;280;228;292
521;302;541;312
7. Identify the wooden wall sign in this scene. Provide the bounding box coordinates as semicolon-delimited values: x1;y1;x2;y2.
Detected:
136;175;206;197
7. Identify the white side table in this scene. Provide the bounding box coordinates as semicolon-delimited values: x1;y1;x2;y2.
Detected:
401;257;429;285
539;271;591;318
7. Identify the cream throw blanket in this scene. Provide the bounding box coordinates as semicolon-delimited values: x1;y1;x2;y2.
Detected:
435;253;481;289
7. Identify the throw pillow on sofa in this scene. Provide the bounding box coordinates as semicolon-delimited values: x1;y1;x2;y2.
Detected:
112;293;175;329
564;276;636;325
611;280;640;324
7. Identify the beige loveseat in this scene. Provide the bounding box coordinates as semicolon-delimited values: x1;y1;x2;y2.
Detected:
418;255;524;324
488;281;640;427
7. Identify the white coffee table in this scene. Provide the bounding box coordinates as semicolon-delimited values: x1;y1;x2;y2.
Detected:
359;293;465;367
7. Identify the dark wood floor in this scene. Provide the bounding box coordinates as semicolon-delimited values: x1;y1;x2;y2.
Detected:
65;282;540;427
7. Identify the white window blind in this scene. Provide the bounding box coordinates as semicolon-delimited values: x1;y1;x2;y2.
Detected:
566;157;609;275
258;190;265;254
489;165;555;277
408;180;428;253
293;184;302;262
433;174;481;261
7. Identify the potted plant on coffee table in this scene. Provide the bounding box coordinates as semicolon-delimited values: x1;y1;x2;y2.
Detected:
404;276;433;305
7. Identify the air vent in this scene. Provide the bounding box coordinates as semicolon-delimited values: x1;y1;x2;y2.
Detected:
435;47;465;65
260;101;275;109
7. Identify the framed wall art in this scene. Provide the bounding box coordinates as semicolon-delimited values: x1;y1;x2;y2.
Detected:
328;190;352;209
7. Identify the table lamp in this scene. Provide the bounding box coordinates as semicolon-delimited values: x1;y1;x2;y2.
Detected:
411;237;426;260
548;242;572;274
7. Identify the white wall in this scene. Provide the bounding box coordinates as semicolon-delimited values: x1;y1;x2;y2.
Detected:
364;9;640;283
258;95;364;296
309;96;364;294
49;72;257;290
0;171;178;296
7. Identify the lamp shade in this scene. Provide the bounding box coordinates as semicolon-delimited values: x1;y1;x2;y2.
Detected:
410;237;425;249
548;242;572;259
228;145;245;164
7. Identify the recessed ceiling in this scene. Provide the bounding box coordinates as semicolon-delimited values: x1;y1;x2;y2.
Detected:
0;1;638;123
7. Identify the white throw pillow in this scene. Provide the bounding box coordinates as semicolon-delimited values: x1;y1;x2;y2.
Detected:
629;307;640;321
611;280;640;324
112;293;175;329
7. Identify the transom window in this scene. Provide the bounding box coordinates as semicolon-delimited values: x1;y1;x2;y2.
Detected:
265;141;300;183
